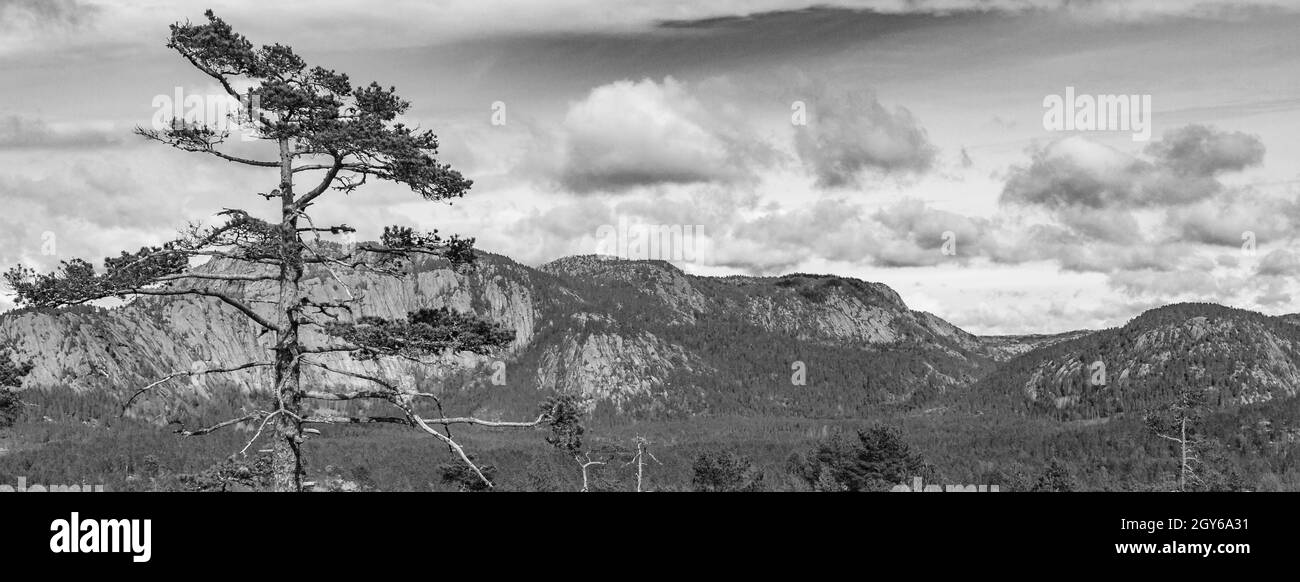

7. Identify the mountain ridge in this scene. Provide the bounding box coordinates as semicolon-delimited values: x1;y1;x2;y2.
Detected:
962;302;1300;420
3;251;1294;423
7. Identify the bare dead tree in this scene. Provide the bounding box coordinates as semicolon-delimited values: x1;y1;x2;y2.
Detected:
3;11;562;491
576;452;606;493
1145;388;1207;492
625;435;662;493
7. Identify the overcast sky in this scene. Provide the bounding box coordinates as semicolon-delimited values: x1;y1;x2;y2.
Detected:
2;0;1299;334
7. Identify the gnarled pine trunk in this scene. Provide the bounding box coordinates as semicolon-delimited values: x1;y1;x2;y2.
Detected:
272;137;305;492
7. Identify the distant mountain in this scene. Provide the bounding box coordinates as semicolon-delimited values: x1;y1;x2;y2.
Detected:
6;253;1296;424
1276;313;1300;328
965;303;1300;420
977;330;1093;362
0;252;995;420
532;255;994;416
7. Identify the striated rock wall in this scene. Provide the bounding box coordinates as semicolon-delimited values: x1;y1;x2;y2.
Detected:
2;251;998;416
0;253;543;402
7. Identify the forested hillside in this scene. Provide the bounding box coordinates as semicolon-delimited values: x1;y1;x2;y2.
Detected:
962;303;1300;420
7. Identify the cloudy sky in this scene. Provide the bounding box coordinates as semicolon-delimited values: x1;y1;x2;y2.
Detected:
2;0;1299;334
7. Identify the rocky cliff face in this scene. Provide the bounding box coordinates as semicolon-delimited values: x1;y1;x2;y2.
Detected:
0;251;996;418
532;256;994;412
0;253;544;417
539;256;981;353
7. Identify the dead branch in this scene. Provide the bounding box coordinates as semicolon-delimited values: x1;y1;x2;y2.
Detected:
123;361;273;413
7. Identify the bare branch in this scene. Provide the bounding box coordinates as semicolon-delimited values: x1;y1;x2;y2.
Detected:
122;361;273;413
206;149;279;167
130;288;281;332
293;156;345;210
293;162;365;174
303;389;415;401
154;272;279;283
301;359;397;391
413;413;549;428
300;358;548;489
411;413;493;487
302;414;409;425
157;288;279;331
173;411;264;437
297;214;356;301
240;410;281;456
135;126;277;167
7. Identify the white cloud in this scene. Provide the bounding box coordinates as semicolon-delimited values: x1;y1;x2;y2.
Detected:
553;77;761;193
794;87;936;187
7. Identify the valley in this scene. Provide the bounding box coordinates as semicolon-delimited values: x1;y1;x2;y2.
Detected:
2;252;1299;491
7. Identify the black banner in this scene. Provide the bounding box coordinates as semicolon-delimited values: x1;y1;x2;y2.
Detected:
0;492;1279;574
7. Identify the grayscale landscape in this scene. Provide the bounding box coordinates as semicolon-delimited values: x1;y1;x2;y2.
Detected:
2;0;1299;493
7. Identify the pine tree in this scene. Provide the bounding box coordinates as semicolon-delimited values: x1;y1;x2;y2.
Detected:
793;426;928;491
0;349;34;428
692;450;764;492
3;11;564;491
540;394;609;492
